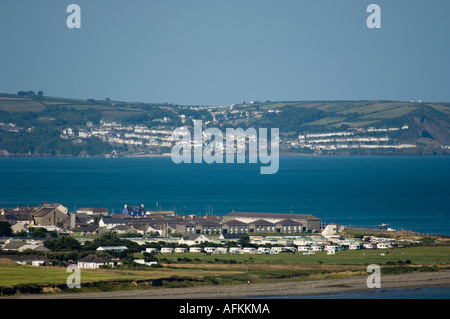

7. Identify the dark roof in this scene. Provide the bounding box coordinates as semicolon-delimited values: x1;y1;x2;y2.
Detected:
2;241;27;250
14;213;34;221
134;225;149;231
176;221;196;226
32;207;55;217
75;213;89;219
197;220;222;226
65;213;93;225
225;212;319;220
33;246;51;252
129;218;161;225
42;203;63;209
5;255;50;262
71;225;101;232
3;215;18;221
5;207;36;214
249;219;275;226
101;217;126;224
78;254;111;263
111;225;134;231
222;220;248;226
276;219;303;226
110;213;133;219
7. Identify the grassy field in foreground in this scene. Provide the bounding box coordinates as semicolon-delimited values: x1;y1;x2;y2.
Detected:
1;246;449;292
0;265;243;288
153;246;450;266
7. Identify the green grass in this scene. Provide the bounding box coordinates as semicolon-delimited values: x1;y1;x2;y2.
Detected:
0;97;143;119
302;116;346;126
331;120;379;128
0;266;134;287
0;264;241;289
335;102;403;115
260;103;290;110
0;100;45;113
428;104;450;116
151;245;450;266
259;102;323;110
361;106;417;119
1;246;448;294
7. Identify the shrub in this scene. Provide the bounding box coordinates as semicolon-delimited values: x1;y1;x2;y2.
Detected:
417;266;438;272
204;276;219;285
381;266;416;275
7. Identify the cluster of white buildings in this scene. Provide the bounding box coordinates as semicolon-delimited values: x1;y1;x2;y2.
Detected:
296;126;415;151
58;110;421;155
61;121;173;149
151;245;294;255
0;122;21;132
134;229;399;258
0;231;401;269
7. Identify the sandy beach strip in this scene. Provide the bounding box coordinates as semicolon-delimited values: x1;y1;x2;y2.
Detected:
4;270;450;299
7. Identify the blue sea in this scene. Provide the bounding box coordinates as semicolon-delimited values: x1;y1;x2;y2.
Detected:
258;287;450;299
0;156;449;235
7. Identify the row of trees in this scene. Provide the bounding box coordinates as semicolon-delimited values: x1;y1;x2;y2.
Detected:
17;91;43;99
0;130;112;156
0;104;113;156
1;223;60;238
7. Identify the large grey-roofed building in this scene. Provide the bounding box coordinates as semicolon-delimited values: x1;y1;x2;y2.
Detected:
223;212;320;233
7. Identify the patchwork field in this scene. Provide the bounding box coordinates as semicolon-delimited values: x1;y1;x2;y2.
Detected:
0;99;45;113
1;245;449;296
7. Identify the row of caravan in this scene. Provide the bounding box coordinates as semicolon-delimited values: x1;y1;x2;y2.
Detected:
147;246;294;255
145;242;393;255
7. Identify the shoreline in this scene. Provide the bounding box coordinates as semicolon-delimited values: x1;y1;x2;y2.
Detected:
4;270;450;299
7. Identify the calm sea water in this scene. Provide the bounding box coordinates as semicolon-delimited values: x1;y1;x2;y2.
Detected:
258;287;450;299
0;156;449;235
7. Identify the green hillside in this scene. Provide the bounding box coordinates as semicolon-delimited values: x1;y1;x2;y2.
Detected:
0;92;449;156
246;100;450;147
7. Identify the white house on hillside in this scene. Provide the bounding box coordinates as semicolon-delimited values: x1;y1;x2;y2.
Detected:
178;234;210;246
77;254;116;269
96;246;128;252
321;224;343;236
99;217;126;229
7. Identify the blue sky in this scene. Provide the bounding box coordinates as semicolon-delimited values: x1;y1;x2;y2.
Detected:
1;0;449;106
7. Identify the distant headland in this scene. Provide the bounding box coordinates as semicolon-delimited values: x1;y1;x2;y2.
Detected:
1;92;449;157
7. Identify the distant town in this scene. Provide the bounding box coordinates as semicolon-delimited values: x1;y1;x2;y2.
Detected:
60;118;417;156
1;92;449;157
